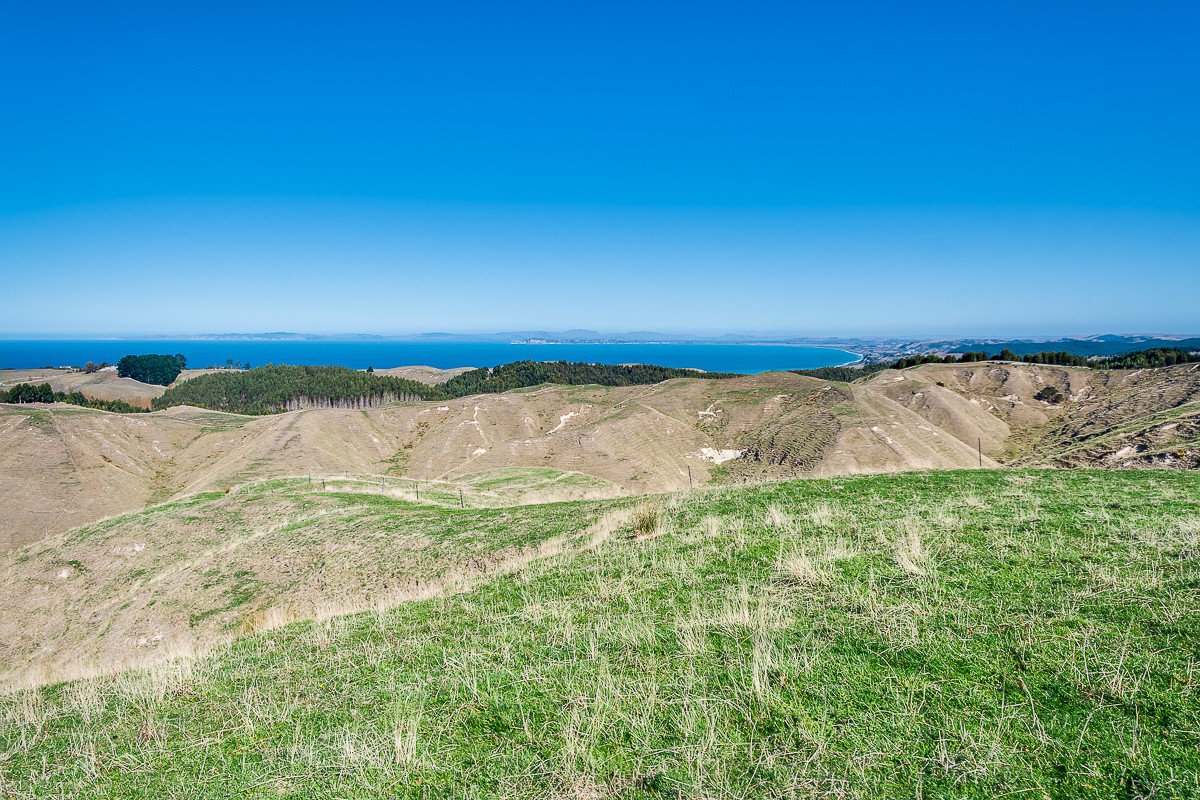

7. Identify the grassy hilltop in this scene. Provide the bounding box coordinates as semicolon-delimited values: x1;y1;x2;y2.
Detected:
2;469;1198;798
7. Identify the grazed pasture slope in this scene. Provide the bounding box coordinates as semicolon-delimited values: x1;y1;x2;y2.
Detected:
0;472;622;687
3;363;1199;553
1;470;1198;798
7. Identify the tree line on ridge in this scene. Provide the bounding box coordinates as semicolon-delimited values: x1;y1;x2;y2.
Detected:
147;360;743;415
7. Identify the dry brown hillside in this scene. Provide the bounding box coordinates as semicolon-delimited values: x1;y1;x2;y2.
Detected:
0;373;837;551
3;363;1198;553
0;367;236;408
861;361;1200;469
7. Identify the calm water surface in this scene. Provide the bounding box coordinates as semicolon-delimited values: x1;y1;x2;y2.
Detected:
0;340;859;374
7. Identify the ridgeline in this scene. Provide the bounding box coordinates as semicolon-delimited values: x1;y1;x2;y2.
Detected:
884;346;1200;372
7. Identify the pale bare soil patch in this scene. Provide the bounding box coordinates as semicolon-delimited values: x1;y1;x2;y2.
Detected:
367;365;475;384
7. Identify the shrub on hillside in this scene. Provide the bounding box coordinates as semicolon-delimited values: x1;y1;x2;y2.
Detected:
1034;386;1064;404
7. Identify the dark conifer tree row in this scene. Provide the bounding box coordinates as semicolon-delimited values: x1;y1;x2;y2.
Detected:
150;360;743;415
151;365;436;414
1018;351;1090;367
438;360;739;397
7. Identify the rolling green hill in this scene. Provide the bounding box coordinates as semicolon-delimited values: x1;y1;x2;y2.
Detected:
2;469;1198;798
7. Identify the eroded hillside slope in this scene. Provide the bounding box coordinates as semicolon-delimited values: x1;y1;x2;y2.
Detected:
2;373;854;550
3;364;1199;553
861;362;1200;469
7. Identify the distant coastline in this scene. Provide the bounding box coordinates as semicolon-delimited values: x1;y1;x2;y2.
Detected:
834;353;865;368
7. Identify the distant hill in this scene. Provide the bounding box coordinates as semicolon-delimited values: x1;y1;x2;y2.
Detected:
917;335;1200;358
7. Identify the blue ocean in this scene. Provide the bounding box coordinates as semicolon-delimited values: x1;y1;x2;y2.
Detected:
0;340;859;374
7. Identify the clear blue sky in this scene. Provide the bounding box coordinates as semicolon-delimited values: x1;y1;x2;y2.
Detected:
2;1;1197;338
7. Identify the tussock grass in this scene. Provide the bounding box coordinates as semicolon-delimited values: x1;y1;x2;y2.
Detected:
893;517;932;577
779;552;825;584
630;502;663;540
764;503;792;529
806;501;843;528
2;470;1200;798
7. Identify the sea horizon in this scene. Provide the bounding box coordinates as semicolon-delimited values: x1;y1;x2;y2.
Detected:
0;339;860;375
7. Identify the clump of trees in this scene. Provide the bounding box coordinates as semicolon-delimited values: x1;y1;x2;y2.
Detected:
2;382;55;403
117;354;188;386
1;382;149;413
